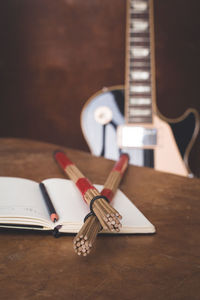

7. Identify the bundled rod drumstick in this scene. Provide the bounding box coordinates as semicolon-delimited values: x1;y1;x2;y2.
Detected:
54;151;128;234
73;153;129;256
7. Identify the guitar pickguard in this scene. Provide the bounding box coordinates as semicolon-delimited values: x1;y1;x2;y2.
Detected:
81;87;154;168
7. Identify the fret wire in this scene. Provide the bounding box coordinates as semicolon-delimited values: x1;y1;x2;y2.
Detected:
130;57;150;61
129;36;150;41
130;64;151;69
130;37;150;42
129;66;151;70
129;105;152;109
128;95;151;98
129;95;152;99
130;68;151;71
129;82;151;86
130;13;149;18
128;118;152;124
129;32;150;37
130;56;150;61
130;64;151;67
130;61;151;64
128;114;152;119
129;68;151;73
129;95;152;97
130;43;150;48
129;70;151;75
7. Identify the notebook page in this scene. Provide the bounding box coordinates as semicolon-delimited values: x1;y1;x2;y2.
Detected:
43;178;155;233
43;178;90;225
109;188;155;232
0;177;51;223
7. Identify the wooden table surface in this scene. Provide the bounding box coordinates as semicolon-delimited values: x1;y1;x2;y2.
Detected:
0;138;200;300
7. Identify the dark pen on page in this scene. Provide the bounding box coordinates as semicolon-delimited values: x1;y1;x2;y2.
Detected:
39;182;59;222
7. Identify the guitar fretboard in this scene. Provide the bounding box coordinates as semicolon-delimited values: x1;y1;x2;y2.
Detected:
126;0;153;124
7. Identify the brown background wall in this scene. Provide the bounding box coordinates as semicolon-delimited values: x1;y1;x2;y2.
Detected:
0;0;199;175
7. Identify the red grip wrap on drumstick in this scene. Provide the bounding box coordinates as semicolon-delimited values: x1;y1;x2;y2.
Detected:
100;188;113;203
54;151;73;169
113;154;129;174
76;178;97;197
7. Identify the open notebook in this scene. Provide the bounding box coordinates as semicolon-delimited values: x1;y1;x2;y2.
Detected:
0;177;155;234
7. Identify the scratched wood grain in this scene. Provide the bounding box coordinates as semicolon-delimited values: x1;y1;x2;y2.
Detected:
0;138;199;299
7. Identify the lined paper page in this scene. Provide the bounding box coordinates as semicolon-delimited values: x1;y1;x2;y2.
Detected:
44;178;155;233
0;177;50;222
43;178;89;225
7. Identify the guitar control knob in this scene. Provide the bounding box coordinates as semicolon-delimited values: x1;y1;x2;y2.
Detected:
94;106;113;125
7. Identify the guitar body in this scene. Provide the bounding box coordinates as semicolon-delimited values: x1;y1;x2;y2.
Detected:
81;0;200;177
81;86;199;176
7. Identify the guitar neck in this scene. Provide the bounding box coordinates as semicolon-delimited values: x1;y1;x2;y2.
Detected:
125;0;155;124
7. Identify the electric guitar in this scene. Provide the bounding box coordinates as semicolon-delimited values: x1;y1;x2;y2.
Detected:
81;0;199;176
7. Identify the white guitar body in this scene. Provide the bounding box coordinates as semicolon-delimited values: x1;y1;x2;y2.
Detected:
81;86;199;177
144;115;188;175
